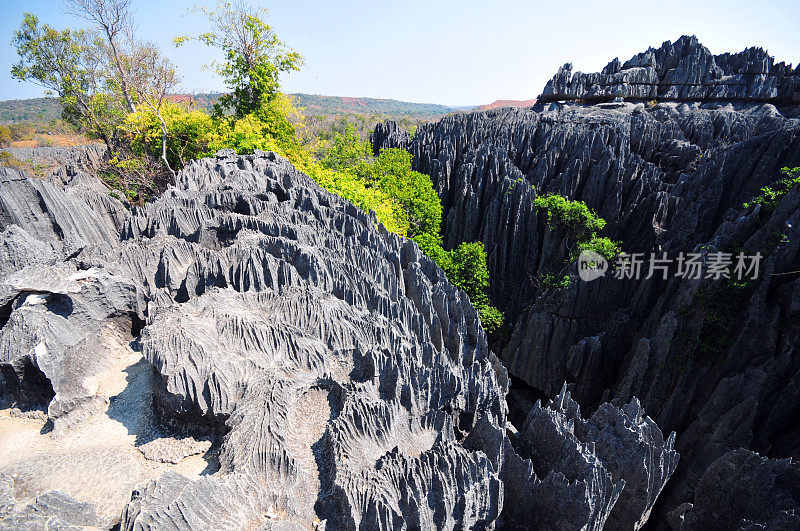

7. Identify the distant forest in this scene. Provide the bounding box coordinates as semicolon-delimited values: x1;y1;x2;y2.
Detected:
0;94;467;123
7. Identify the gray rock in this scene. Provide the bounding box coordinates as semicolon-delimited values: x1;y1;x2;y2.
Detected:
2;144;106;174
0;148;681;529
0;166;120;257
373;39;800;527
137;436;212;464
676;449;800;530
0;262;144;432
0;473;105;529
503;384;678;530
540;35;800;104
116;151;508;529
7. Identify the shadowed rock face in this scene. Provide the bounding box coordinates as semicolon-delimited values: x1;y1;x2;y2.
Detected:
374;37;800;527
503;384;679;531
540;35;800;104
671;448;800;530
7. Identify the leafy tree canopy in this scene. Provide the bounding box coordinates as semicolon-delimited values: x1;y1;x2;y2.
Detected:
11;13;123;145
176;1;303;119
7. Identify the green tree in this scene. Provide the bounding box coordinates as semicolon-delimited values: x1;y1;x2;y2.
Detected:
177;1;303;120
744;167;800;215
11;14;121;146
369;149;442;239
321;123;372;171
448;242;504;333
66;0;138;114
317;123;504;334
533;192;621;290
12;1;179;168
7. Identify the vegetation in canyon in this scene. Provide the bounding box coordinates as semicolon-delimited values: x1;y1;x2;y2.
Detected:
533;192;620;289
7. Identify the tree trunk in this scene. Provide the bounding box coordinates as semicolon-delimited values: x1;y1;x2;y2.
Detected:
157;112;175;179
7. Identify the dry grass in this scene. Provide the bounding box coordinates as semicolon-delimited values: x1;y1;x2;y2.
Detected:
10;132;92;148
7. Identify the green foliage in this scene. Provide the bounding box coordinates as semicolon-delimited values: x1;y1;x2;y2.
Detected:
446;242;504;334
11;13;125;145
744;167;800;214
313;123;503;333
765;230;790;246
10;4;502;335
98;152;169;204
316;124;442;239
369;149;442;239
177;2;302;120
448;243;491;306
320;123;372;171
534;193;607;241
534;192;620;291
0;97;63;123
670;271;755;371
120;102;216;169
578;236;622;262
6;122;34;141
540;272;572;290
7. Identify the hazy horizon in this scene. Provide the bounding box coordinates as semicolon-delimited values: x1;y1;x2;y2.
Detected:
1;0;799;107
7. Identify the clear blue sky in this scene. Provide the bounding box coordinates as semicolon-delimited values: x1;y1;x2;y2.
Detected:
2;0;799;106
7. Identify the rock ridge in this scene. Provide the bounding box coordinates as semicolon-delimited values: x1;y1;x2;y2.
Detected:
540;35;800;104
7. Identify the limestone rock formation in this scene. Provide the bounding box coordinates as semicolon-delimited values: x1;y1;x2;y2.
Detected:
670;449;800;530
541;34;800;104
0;474;105;530
374;37;800;527
1;144;106;174
503;384;678;530
0;147;682;529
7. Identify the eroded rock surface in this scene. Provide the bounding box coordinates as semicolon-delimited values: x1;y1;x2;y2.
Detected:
1;144;106;174
0;147;682;529
671;449;800;530
374;36;800;527
540;34;800;104
0;474;105;530
503;384;678;531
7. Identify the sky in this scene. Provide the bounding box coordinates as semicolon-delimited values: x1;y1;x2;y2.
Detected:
1;0;799;107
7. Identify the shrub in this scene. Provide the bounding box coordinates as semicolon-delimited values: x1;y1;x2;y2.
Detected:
313;124;504;333
534;192;620;290
121;102;215;170
540;272;572;290
744;167;800;214
0;151;26;170
368;149;442;239
578;236;622;262
534;193;606;241
0;126;11;147
444;242;504;334
316;124;442;239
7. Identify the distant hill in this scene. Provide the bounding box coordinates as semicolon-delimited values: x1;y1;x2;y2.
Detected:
0;94;467;123
0;98;63;123
290;94;466;117
474;99;537;112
